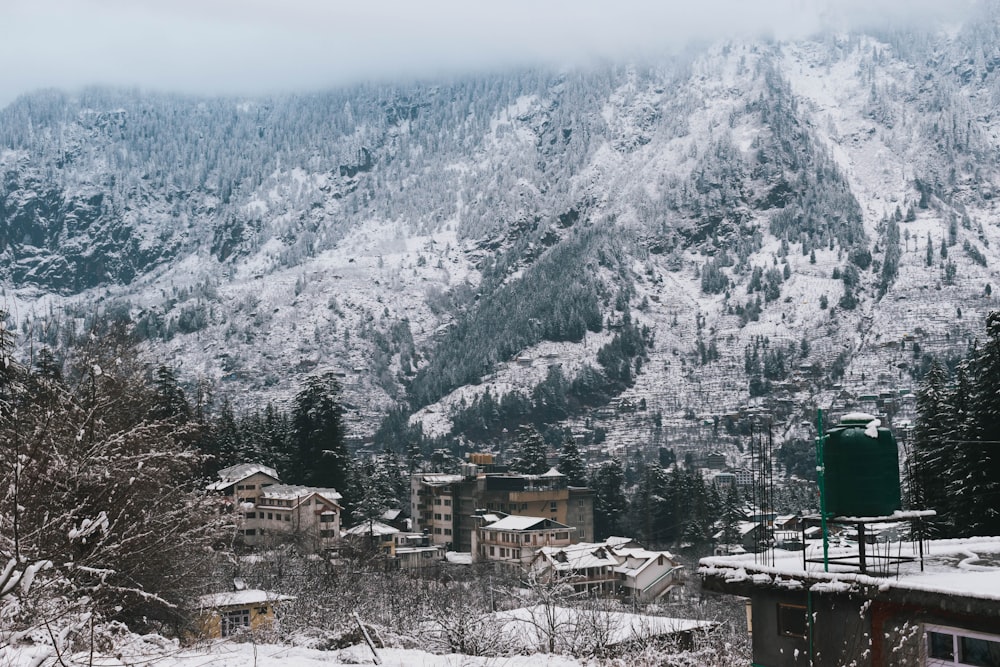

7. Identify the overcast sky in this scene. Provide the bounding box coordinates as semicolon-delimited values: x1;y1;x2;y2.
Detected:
0;0;976;108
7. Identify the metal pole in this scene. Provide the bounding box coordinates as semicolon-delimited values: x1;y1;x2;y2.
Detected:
817;409;829;572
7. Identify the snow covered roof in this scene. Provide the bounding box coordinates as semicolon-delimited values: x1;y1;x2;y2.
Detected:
198;589;294;609
699;537;1000;606
612;549;681;578
259;484;342;505
417;474;465;486
481;515;570;531
488;605;715;650
604;536;639;548
343;520;399;537
534;543;619;570
381;508;402;521
540;467;565;478
207;463;280;490
445;551;474;565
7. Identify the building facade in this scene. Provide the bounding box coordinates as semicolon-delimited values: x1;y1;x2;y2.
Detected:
209;463;342;551
472;515;576;566
411;464;594;552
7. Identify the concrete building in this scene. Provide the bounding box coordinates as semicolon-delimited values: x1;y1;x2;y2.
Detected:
411;463;595;552
473;514;576;567
208;463;342;551
700;535;1000;666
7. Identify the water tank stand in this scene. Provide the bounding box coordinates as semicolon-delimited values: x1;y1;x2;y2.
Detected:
800;510;936;576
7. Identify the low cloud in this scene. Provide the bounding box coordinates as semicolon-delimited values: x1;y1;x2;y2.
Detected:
0;0;976;107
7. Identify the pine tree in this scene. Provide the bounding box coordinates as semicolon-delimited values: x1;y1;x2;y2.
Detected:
558;430;588;487
150;365;191;422
290;372;351;491
632;464;672;545
910;360;949;526
965;313;1000;535
944;361;977;536
591;459;627;540
508;425;550;475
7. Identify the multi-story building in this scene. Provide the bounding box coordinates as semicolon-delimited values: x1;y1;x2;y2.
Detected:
531;538;684;601
208;463;342;551
411;462;595;552
472;514;576;566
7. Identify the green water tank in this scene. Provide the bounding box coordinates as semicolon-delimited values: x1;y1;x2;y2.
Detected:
823;413;901;518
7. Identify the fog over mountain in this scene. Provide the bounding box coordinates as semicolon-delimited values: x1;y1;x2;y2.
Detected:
0;0;975;107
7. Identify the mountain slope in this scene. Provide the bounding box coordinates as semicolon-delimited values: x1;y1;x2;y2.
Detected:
4;16;1000;454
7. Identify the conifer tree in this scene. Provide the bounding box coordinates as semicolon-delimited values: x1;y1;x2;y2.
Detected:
966;313;1000;535
508;424;550;475
290;372;351;491
558;430;588;487
591;459;627;540
910;360;949;525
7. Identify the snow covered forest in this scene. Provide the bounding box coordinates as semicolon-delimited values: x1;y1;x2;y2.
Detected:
4;4;1000;458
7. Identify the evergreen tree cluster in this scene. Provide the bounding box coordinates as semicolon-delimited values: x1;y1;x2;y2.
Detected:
447;316;652;441
407;229;613;409
627;461;730;547
910;311;1000;537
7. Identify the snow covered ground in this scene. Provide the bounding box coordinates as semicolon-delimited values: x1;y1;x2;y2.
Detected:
1;639;588;667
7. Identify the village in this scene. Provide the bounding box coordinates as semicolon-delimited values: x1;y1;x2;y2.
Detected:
195;411;1000;666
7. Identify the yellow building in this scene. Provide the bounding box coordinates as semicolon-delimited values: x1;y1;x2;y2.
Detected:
196;589;294;639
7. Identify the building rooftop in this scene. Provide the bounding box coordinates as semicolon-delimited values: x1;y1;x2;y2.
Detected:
259;484;342;504
343;520;399;537
207;463;280;490
699;536;1000;606
483;515;570;531
416;474;465;486
198;589;294;609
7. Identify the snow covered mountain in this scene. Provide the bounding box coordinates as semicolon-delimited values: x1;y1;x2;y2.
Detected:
5;7;1000;451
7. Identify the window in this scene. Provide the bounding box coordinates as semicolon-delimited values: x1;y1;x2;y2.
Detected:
434;528;442;534
245;512;256;519
490;546;495;556
434;498;442;505
444;499;451;506
776;603;807;639
283;514;290;522
267;512;273;520
221;609;250;637
434;513;442;520
550;501;558;512
926;625;1000;666
520;503;527;510
243;529;256;536
443;514;451;521
320;514;335;523
444;529;452;535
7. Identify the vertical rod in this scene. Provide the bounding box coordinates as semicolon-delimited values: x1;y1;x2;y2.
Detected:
817;408;829;572
858;523;867;575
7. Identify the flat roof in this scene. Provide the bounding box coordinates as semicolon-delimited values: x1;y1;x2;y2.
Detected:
699;537;1000;605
